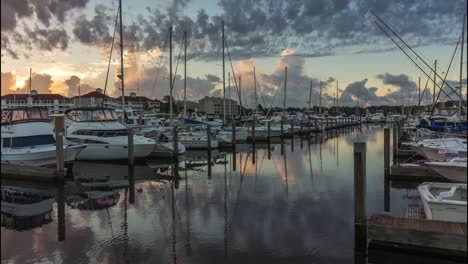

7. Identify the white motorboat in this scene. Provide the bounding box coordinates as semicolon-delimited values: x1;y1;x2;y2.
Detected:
368;112;385;123
178;130;218;149
424;158;467;183
1;107;83;167
65;108;156;160
404;137;467;160
418;182;467;223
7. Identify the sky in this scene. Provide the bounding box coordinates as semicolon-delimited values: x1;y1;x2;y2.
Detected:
1;0;467;108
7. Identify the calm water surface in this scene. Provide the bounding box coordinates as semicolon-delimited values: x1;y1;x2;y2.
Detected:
2;125;425;263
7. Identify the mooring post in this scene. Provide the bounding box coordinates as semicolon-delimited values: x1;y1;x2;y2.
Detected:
57;183;65;241
280;117;284;140
128;127;135;204
308;115;311;135
300;118;303;135
54;114;65;181
392;125;398;165
314;119;318;132
173;126;179;159
267;120;271;144
384;128;390;178
354;142;367;252
290;118;294;139
232;120;236;151
252;117;256;146
207;125;212;152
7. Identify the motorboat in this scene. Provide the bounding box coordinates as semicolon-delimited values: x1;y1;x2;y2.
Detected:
404;137;467;160
1;107;83;166
368;112;385;123
65;108;156;160
178;130;219;149
418;182;467;223
424;157;467;183
385;114;402;123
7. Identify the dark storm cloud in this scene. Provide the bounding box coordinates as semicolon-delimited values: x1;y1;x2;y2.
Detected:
376;72;417;92
1;0;89;58
3;0;465;60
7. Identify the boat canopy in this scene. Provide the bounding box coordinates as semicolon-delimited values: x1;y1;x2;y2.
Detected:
65;108;118;122
1;107;50;125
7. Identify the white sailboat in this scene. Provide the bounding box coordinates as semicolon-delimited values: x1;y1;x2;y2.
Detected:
1;107;83;167
418;182;467;223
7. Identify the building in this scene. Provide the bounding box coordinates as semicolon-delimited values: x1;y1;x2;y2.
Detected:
1;90;73;113
198;96;239;116
174;100;199;113
115;92;161;112
71;88;118;108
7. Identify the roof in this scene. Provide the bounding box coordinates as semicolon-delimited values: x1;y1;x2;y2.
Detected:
64;107;115;114
73;91;112;99
115;95;161;102
1;94;70;101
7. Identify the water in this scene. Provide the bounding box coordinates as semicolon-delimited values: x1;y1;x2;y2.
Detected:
0;125;434;263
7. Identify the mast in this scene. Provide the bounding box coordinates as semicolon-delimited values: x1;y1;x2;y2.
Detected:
222;20;226;126
253;67;258;115
228;72;232;119
308;80;312;112
319;81;322;114
29;68;32;95
433;60;437;104
459;14;466;119
184;31;187;118
169;26;173;126
78;85;81;107
365;88;368;115
119;0;125;112
356;84;360;116
418;77;421;108
238;76;242;117
283;67;287;116
336;80;339;113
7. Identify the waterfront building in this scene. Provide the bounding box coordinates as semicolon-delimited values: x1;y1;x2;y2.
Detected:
1;90;73;114
198;96;239;116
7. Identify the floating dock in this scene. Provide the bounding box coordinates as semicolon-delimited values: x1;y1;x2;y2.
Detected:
1;164;58;182
390;164;445;181
368;213;467;257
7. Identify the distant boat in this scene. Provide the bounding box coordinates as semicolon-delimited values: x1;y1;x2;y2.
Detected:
404;137;467;160
1;107;84;166
418;182;467;223
424;157;467;183
368;112;385;123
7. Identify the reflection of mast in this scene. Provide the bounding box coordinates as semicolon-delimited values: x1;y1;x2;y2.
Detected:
308;141;313;180
284;145;288;195
319;142;323;173
121;189;128;263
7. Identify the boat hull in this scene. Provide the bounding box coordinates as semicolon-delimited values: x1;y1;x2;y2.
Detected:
418;182;467;223
76;144;155;160
425;163;467;183
1;145;83;167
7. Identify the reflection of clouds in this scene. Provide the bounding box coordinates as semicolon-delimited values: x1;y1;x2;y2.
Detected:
3;127;415;263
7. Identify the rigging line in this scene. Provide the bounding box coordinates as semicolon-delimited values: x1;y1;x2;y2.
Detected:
102;3;120;106
373;21;457;101
151;30;170;99
224;39;240;98
370;10;459;94
171;33;185;89
429;32;462;119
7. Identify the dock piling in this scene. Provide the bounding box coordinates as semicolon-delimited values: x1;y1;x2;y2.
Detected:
207;125;212;152
267;120;271;144
392;125;398;165
354;142;367;252
128;128;135;204
173;126;179;159
54;114;65;180
384;128;390;178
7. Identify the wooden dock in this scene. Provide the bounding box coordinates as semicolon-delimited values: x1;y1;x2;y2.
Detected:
1;164;58;182
390;163;445;181
368;213;467;257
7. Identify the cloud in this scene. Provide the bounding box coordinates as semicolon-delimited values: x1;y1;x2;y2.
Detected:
64;75;96;97
1;72;17;95
72;4;114;47
12;73;55;94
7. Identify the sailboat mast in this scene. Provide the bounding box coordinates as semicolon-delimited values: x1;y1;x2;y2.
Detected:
29;68;32;95
253;67;258;115
433;60;437;104
228;72;232;119
283;67;287;116
459;14;466;119
184;31;187;118
222;20;226;126
356;84;359;116
169;26;173;125
418;77;421;108
319;81;322;114
336;80;338;113
238;76;242;116
308;80;312;113
119;0;125;112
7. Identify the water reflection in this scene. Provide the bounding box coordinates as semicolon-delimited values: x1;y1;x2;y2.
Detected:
2;125;461;264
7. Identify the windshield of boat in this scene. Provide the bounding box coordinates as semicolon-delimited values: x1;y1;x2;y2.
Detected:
1;108;49;124
67;109;118;122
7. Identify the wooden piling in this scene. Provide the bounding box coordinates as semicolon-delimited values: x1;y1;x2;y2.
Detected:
280;117;284;139
290;118;294;138
308;115;311;135
173;126;179;159
384;128;390;178
57;183;65;241
267;120;271;144
53;115;65;180
354;142;367;251
128;128;134;166
252;117;256;146
392;125;398;164
231;120;236;150
207;125;212;152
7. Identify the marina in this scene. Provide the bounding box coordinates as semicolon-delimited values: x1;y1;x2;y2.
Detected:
1;0;467;263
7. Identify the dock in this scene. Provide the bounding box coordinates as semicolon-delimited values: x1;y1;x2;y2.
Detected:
368;213;467;257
